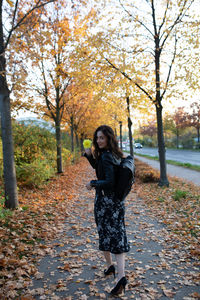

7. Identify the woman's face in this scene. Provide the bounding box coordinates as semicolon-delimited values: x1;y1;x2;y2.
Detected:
96;130;108;149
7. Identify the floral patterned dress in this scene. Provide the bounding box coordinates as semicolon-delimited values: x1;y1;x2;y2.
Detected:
94;192;130;254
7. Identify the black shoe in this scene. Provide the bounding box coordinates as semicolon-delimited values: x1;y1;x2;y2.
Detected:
104;265;115;278
110;276;127;296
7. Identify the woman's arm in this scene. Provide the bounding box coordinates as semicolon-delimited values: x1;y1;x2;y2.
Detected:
90;152;115;189
84;152;97;169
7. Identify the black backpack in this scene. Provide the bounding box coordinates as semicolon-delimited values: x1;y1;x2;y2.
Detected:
115;155;135;201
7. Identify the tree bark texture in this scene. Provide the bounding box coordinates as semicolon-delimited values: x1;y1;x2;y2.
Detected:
55;119;63;173
70;116;74;153
0;2;18;208
0;95;18;208
75;133;79;148
156;105;169;187
80;134;84;152
119;121;122;150
74;125;79;148
126;96;134;157
155;33;169;186
176;128;179;149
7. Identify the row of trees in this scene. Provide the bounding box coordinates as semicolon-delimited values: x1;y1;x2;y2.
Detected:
0;0;57;209
139;102;200;148
0;0;199;208
88;0;199;187
0;0;120;208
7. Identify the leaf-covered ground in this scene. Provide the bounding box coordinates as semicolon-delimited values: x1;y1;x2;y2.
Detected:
0;158;199;299
135;159;200;257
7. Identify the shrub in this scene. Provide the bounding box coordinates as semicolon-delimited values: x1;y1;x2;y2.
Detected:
181;135;195;149
62;148;73;166
71;148;81;163
194;142;200;149
1;121;75;186
13;122;56;164
139;169;160;183
135;159;160;183
16;156;55;187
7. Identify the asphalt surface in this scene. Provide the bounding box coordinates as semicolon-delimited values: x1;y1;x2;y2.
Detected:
25;163;200;299
134;155;200;186
134;148;200;166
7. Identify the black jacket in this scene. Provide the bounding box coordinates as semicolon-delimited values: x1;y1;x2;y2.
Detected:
84;150;121;196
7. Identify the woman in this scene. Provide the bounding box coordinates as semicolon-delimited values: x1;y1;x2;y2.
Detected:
84;125;130;296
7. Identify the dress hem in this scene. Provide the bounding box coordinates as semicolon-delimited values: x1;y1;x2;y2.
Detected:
99;247;130;254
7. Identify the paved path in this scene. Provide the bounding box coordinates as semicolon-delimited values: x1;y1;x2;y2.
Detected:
135;155;200;186
25;164;200;299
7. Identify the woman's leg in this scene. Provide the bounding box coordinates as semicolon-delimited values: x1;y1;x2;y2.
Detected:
115;253;125;281
103;251;113;267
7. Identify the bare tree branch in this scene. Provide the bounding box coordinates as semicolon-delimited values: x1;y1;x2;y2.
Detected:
104;56;154;102
39;55;56;121
11;0;19;36
119;0;154;38
59;77;71;102
151;0;158;38
158;0;170;36
161;33;177;100
160;0;195;50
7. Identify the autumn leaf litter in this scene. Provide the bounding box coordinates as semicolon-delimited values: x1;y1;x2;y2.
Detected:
0;158;200;299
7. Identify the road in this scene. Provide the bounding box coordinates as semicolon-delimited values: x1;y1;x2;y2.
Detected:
134;147;200;166
134;155;200;186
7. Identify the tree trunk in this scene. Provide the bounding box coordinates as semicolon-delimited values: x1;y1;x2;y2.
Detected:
119;121;122;150
156;105;169;186
197;127;199;143
0;3;18;208
0;95;18;208
176;128;179;149
70;116;74;153
80;133;84;152
128;117;134;156
74;125;79;149
126;96;134;156
55;118;63;173
114;128;117;137
75;133;79;148
155;34;169;186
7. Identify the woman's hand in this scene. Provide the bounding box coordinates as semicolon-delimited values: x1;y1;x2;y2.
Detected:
84;148;92;156
86;182;93;190
83;140;92;156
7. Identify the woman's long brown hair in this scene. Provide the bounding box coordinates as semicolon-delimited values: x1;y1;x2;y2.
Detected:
93;125;124;159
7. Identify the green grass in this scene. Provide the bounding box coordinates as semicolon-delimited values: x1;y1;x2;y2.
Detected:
135;153;200;172
173;189;188;201
0;188;13;219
